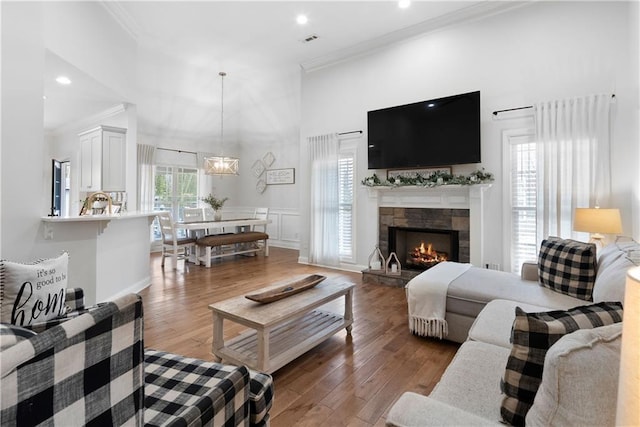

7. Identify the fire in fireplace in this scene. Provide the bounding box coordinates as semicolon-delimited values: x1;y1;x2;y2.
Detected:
389;227;459;272
409;242;449;269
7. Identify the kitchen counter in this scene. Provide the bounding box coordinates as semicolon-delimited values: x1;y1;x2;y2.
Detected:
40;212;159;305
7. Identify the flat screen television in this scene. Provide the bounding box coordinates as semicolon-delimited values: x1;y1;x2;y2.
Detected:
367;91;481;169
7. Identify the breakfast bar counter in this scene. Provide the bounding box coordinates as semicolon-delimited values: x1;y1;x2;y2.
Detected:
41;212;158;305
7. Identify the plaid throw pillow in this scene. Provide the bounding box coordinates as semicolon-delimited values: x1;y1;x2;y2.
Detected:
500;302;623;426
538;237;597;301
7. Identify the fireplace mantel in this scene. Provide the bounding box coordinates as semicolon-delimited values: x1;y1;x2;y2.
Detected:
368;184;491;267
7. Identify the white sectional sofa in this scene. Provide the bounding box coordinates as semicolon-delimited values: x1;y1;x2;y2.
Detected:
429;239;634;343
387;239;637;426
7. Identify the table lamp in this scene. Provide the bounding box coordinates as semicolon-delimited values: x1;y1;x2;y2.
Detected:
616;267;640;425
573;207;622;248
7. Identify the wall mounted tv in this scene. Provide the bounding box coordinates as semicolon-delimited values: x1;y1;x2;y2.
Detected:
367;91;481;170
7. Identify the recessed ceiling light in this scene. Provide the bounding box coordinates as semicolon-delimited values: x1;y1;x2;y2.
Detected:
296;14;308;25
43;95;47;100
398;0;411;9
55;76;72;85
427;103;435;108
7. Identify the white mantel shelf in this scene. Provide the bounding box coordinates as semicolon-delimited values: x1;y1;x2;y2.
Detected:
367;184;492;267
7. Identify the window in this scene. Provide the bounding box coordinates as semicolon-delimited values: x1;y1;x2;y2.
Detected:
504;129;537;273
338;154;354;260
152;166;198;242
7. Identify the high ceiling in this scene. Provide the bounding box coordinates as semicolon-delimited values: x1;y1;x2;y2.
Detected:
44;1;523;137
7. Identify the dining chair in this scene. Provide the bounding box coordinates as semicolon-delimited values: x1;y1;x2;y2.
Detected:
253;207;269;232
156;211;195;270
183;207;204;223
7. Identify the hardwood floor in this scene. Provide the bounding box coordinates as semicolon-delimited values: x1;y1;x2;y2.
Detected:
140;248;459;426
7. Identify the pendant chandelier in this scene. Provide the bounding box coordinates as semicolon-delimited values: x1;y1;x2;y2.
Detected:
204;71;239;175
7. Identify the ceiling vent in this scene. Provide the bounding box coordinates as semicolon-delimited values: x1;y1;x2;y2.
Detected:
301;34;319;43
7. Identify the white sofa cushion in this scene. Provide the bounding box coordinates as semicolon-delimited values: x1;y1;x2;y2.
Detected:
387;392;501;426
593;240;638;303
446;267;581;318
467;299;553;348
430;340;510;422
525;323;622;427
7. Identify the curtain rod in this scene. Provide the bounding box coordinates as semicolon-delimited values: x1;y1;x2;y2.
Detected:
338;130;363;136
157;147;198;155
492;93;616;116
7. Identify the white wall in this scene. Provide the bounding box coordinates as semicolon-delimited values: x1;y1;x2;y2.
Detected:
299;1;639;270
1;2;45;261
0;2;140;266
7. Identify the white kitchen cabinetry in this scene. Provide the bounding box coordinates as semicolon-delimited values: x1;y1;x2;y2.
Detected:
79;126;126;192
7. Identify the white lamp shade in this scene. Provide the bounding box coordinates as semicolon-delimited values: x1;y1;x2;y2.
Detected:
573;208;623;234
616;266;640;425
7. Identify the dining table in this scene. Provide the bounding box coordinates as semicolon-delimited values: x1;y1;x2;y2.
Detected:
174;218;271;263
175;218;270;234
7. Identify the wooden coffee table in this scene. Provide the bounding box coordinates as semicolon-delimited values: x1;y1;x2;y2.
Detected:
208;278;354;373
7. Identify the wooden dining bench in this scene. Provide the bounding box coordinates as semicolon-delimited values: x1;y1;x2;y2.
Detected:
195;231;269;267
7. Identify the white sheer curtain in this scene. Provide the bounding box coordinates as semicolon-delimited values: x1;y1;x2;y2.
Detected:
137;144;156;212
534;94;612;241
309;133;340;267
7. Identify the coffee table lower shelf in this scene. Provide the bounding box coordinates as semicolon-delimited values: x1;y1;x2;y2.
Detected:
213;309;351;373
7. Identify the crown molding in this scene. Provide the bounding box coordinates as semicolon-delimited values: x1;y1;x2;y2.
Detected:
48;103;129;136
99;1;141;40
301;1;532;72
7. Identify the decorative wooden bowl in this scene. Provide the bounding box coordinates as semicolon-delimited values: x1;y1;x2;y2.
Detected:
245;274;326;303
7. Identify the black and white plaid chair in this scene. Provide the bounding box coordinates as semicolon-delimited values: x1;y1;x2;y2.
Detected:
1;291;273;426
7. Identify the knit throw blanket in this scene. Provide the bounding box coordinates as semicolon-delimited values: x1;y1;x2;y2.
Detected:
406;262;471;339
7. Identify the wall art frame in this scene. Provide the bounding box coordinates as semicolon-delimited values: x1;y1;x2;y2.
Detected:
266;168;295;185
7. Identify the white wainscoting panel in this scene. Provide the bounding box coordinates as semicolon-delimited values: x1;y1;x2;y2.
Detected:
223;207;300;250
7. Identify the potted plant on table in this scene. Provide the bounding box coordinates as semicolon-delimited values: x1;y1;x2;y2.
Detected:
202;193;229;221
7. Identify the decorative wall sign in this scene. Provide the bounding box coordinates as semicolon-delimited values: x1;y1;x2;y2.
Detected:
387;167;451;181
263;152;275;167
266;168;295;185
252;160;266;178
256;179;267;194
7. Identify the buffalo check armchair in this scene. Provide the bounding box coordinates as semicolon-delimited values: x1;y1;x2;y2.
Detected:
0;291;273;426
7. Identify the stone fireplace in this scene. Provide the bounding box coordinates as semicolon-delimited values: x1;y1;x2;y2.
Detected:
362;184;489;286
388;226;460;272
380;208;470;271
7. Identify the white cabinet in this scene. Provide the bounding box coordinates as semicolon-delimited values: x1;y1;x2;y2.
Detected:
79;126;126;192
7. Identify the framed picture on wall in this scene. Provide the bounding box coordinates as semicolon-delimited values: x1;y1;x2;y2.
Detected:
266;168;295;185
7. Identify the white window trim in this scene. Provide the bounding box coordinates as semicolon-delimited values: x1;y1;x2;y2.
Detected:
502;127;535;273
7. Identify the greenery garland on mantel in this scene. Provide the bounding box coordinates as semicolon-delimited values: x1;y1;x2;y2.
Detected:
361;168;494;188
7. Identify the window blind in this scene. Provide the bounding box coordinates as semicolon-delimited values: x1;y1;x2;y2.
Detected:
510;141;537;273
338;155;354;259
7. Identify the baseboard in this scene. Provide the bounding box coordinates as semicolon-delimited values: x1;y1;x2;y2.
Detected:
104;276;151;301
297;256;367;274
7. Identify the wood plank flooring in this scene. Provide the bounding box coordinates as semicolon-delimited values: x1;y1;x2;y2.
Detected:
140;248;459;426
